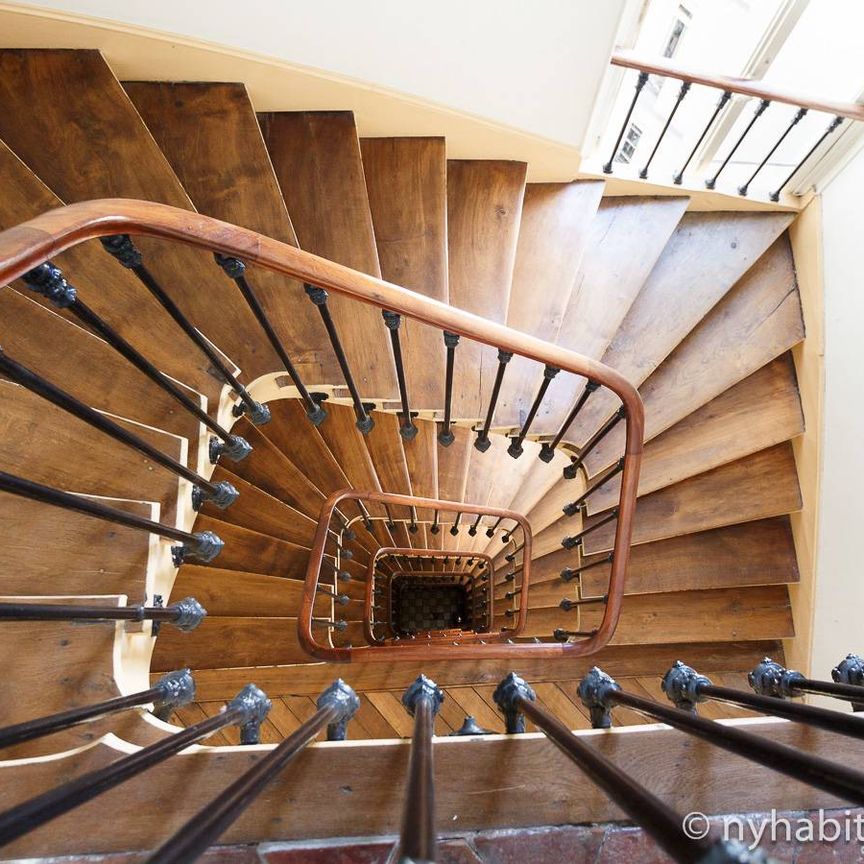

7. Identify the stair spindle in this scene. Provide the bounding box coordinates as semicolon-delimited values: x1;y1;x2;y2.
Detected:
561;508;619;550
563;406;626;479
539;380;599;462
474;349;513;452
603;71;650;174
382;310;418;440
438;331;459;446
738;107;807;196
507;365;560;459
561;553;614;582
770;115;844;201
705;99;770;190
749;656;864;712
563;458;625;516
0;598;207;631
638;80;691;179
673;90;732;185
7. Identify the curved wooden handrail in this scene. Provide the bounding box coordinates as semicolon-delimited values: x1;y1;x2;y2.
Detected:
0;199;644;658
612;48;864;122
363;548;500;648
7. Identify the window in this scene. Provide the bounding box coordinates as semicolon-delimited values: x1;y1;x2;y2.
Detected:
616;123;643;164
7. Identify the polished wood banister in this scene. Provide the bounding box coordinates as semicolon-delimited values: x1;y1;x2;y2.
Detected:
0;199;643;658
611;47;864;122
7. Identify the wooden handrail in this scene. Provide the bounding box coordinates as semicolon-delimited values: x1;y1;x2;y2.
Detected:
0;199;643;658
611;48;864;122
363;548;500;647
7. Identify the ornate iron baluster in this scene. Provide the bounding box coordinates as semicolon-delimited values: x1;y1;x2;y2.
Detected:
561;508;619;550
562;458;625;516
438;331;459;446
145;680;359;864
578;667;864;806
100;235;270;424
0;470;223;564
468;513;483;536
0;348;238;511
559;595;607;612
21;262;251;463
638;81;691;180
749;656;864;712
673;90;732;185
0;685;270;848
303;283;374;433
398;676;444;863
561;553;614;582
493;672;757;864
563;406;626;479
450;512;462;536
0;669;195;750
770;115;844;201
508;365;560;459
554;628;598;641
705;99;770;190
738;107;807;196
215;254;326;425
382;310;418;440
474;349;512;452
603;71;650;174
0;598;206;631
485;516;504;538
539;381;599;463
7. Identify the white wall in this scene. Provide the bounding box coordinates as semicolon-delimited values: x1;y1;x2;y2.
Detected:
810;145;864;684
9;0;625;147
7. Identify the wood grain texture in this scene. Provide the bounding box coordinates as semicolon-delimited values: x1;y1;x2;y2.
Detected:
589;354;804;511
536;195;690;435
402;418;439;524
566;211;794;445
586;235;804;474
517;585;794;643
436;424;472;504
361;137;448;407
0;50;277;379
582;443;803;553
446;160;526;419
495;181;604;427
364;411;412;494
123;81;328;382
579;517;800;597
258;111;396;397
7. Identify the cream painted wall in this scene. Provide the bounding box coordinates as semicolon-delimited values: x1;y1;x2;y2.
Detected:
8;0;625;147
809;147;864;687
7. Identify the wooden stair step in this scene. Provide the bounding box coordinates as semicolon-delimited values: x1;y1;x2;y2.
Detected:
586;235;804;475
123;81;328;384
589;353;804;511
226;418;325;519
0;382;184;524
565;211;794;446
185;640;784;701
526;516;799;601
361;137;448;409
512;585;794;643
524;476;584;537
535;196;689;436
402;418;439;527
0;50;275;380
436;424;472;504
495;181;604;428
364;411;413;495
191;515;309;577
0;290;203;458
446;159;527;419
258;111;396;398
199;467;315;548
151;616;310;670
168;565;328;618
581;442;803;554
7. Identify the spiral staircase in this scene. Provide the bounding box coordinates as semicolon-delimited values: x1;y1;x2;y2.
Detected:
0;47;814;858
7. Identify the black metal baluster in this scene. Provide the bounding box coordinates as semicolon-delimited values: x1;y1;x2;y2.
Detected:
384;504;398;532
639;81;691;179
145;680;359;864
559;595;607;612
408;507;419;535
100;235;270;424
474;349;513;452
0;598;206;631
450;512;462;536
563;407;626;479
381;310;418;440
705;99;770;190
578;667;864;806
508;365;560;459
539;381;599;463
303;283;374;433
316;585;350;606
21;262;251;464
438;331;459;446
553;628;598;641
0;349;238;511
738;107;807;196
485;516;504;538
603;71;650;174
214;255;326;425
0;471;222;564
0;684;270;848
0;669;194;750
468;514;483;536
561;508;619;549
398;676;444;863
430;510;440;535
770;115;844;201
560;553;614;582
663;661;864;740
563;458;625;516
750;656;864;712
673;90;732;185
